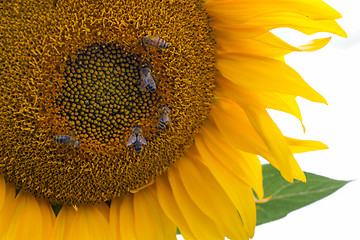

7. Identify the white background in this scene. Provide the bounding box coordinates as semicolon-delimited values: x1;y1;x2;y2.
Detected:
254;0;360;239
178;0;360;239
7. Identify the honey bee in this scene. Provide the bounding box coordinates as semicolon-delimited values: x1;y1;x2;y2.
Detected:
141;35;169;49
157;105;171;130
139;64;156;91
126;125;147;154
54;134;80;148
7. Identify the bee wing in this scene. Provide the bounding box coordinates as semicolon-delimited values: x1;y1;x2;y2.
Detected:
137;135;147;145
127;134;137;146
140;68;150;91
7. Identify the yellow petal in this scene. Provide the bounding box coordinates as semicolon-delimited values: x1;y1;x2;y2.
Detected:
214;12;345;38
109;198;122;240
297;37;333;51
216;31;298;57
134;188;177;240
199;125;263;199
167;166;224;239
0;175;6;211
96;202;110;222
210;98;269;157
244;106;307;182
50;205;76;240
155;174;197;240
0;175;15;215
215;75;303;123
68;204;114;240
110;196;138;240
176;155;248;239
190;147;256;237
130;178;155;193
244;106;292;180
288;154;307;182
38;198;56;239
216;53;327;103
0;200;15;238
206;0;342;24
119;195;137;240
286;137;328;153
4;190;52;240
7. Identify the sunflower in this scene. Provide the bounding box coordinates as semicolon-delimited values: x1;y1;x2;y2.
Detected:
0;0;345;239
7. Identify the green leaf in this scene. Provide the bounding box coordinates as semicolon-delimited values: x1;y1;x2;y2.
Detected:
256;164;350;225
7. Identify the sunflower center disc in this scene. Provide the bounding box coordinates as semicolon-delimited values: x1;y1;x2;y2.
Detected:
0;0;215;205
59;43;156;143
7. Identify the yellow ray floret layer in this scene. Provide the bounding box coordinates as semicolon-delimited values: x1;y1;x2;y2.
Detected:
0;0;345;239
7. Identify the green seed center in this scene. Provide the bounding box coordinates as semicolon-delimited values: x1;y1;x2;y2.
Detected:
57;43;156;143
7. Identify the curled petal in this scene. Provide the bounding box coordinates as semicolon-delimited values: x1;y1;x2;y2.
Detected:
216;54;327;104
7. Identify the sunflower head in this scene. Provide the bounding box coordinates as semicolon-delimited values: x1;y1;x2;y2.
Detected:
0;0;215;205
